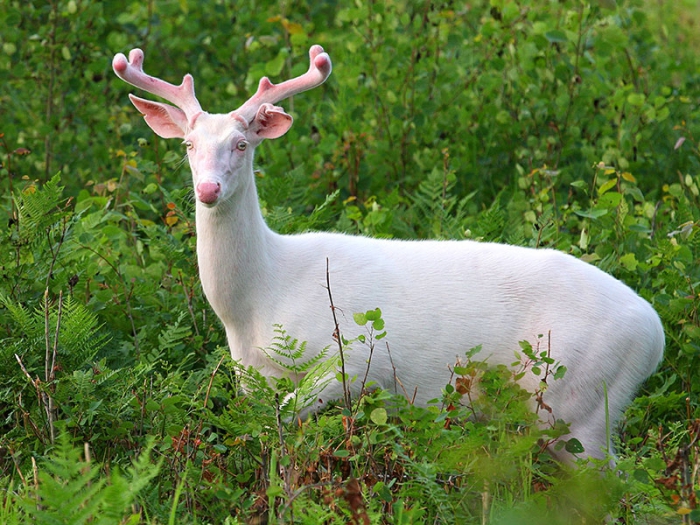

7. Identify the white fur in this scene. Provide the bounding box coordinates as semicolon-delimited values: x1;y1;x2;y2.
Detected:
117;61;664;463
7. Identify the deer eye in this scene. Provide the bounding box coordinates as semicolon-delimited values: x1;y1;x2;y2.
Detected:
183;140;194;149
236;140;248;152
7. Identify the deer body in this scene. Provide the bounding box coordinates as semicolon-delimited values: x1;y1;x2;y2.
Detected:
113;45;664;462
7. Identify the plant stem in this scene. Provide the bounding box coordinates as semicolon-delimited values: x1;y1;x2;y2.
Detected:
325;258;352;411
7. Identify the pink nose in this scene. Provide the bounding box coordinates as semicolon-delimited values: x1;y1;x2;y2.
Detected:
196;182;220;204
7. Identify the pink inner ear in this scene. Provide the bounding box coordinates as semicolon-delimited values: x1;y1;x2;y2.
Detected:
253;104;293;140
129;95;189;139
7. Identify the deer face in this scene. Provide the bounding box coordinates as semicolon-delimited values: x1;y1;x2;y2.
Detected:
113;45;330;207
182;113;249;206
128;101;292;207
185;106;293;207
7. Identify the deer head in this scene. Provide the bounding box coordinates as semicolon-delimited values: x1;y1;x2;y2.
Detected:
112;46;332;206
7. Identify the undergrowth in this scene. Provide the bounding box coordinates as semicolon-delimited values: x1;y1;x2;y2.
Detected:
2;0;700;523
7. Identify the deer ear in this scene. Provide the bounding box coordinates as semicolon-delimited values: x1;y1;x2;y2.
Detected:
250;103;293;140
129;94;189;139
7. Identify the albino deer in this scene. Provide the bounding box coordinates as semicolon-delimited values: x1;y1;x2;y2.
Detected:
113;45;664;462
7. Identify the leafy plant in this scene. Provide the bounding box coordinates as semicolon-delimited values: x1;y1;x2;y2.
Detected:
2;0;700;522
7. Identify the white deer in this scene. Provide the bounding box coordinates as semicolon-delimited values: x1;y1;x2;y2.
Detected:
113;45;664;462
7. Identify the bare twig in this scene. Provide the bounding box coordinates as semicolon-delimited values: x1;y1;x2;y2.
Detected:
49;290;62;383
32;456;40;509
44;290;51;384
179;271;201;338
202;353;227;412
15;353;35;385
15;355;48;444
273;393;295;522
8;444;27;486
385;342;414;403
43;289;61;444
325;258;352;411
44;215;70;291
357;335;375;406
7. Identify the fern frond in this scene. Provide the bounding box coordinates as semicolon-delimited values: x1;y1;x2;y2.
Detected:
474;193;507;241
16;433;159;524
56;295;110;368
15;174;69;243
0;293;110;378
411;168;473;239
157;311;192;352
0;293;40;336
264;325;329;373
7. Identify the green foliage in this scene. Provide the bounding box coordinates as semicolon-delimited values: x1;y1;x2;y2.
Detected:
8;434;160;525
2;0;700;522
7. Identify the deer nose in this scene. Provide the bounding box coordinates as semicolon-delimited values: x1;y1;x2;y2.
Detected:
196;181;221;204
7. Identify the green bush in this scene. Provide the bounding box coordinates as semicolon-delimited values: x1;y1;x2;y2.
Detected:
2;0;700;522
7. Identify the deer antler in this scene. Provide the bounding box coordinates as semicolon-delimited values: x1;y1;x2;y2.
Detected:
112;48;202;120
235;45;332;122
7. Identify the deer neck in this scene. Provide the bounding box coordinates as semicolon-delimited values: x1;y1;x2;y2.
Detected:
194;173;276;328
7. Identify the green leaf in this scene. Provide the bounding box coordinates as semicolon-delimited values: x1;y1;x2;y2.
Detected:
365;308;382;321
266;485;284;498
627;93;646;107
574;208;609;219
564;438;585;454
619;253;639;272
5;9;22;26
353;312;367;325
632;469;649;483
544;30;567;43
265;49;287;77
370;408;388;426
598;191;622;208
598;178;617;195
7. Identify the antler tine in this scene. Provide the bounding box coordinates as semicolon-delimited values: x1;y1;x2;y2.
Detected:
112;48;202;119
235;45;332;122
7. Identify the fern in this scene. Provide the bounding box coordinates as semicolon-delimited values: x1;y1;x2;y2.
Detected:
261;326;336;415
57;296;110;369
264;190;340;234
0;293;35;334
473;192;507;242
222;326;336;417
0;294;109;372
264;324;329;374
411;167;475;239
13;433;159;524
23;438;107;525
258;164;312;213
157;311;192;353
14;174;67;236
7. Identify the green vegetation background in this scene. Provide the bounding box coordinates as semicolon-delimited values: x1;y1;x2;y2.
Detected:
2;0;700;523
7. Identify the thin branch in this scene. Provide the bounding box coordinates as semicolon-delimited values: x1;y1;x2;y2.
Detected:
325;258;352;411
50;290;63;383
42;288;60;444
202;353;227;412
15;353;35;385
44;214;70;291
15;355;48;444
384;342;413;403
